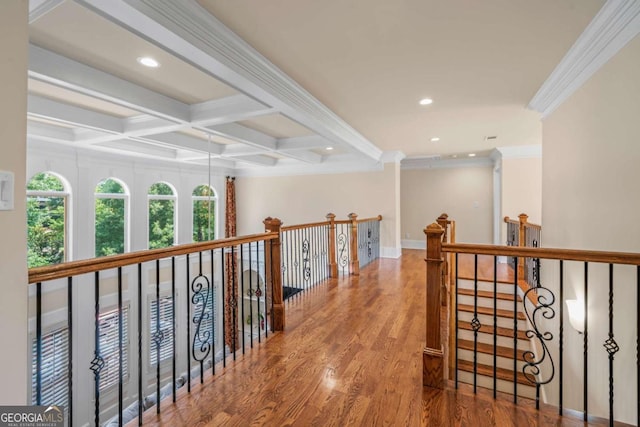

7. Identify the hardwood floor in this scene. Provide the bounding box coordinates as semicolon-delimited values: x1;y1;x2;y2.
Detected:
131;250;618;427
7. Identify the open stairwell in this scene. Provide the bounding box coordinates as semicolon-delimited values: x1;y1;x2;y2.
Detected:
455;272;536;399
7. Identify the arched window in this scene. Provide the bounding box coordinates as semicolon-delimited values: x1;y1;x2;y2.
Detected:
95;178;129;257
192;185;217;242
26;172;69;268
148;182;176;249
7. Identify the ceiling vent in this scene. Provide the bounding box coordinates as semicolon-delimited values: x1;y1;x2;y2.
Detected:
485;136;498;141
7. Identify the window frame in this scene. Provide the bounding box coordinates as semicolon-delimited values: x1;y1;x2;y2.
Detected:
26;172;70;266
191;185;218;243
147;182;178;249
94;178;130;256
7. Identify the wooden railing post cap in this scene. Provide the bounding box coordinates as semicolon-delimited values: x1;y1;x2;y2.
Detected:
263;217;283;231
377;214;383;221
424;223;444;236
504;216;510;222
348;212;358;220
326;213;336;220
518;213;529;222
437;213;448;221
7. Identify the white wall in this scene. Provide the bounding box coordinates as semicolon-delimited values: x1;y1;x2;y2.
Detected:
542;34;640;424
236;162;402;257
401;166;494;246
27;141;229;261
500;156;542;244
0;0;29;405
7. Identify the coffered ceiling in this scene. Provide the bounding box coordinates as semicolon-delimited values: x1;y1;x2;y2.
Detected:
26;0;609;174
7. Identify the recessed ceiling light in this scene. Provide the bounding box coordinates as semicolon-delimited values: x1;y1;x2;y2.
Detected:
326;146;334;151
137;56;160;68
419;98;433;106
452;154;458;158
430;137;440;142
468;153;476;157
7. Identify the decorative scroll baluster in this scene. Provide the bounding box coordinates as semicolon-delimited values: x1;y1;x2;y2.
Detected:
471;254;480;393
522;284;556;410
91;272;104;427
192;251;212;383
604;264;618;427
153;261;162;413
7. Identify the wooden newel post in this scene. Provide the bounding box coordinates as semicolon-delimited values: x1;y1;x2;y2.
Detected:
436;214;449;307
423;222;445;388
264;217;284;331
326;213;338;278
348;213;360;275
518;213;528;280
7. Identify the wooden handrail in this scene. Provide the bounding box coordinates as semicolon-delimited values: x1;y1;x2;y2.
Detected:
442;243;640;266
281;220;329;232
334;219;351;225
356;215;383;223
504;214;541;230
28;232;279;284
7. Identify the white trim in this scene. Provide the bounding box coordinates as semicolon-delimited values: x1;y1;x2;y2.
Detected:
529;0;640;118
401;156;493;170
380;151;406;163
496;145;542;159
401;239;425;250
75;0;383;161
235;155;385;177
381;247;402;259
29;0;65;23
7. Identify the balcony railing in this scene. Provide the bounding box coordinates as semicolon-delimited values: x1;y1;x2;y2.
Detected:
423;215;640;426
27;212;382;426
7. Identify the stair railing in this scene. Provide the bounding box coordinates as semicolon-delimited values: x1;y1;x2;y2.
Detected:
504;213;542;287
424;215;640;426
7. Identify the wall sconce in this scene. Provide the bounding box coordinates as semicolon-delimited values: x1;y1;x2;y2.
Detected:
566;299;585;333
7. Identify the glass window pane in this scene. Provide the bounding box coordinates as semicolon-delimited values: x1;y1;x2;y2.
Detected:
95;198;125;257
96;178;125;194
27;173;64;192
149;183;173;196
149;199;174;249
27;196;65;267
192;199;215;242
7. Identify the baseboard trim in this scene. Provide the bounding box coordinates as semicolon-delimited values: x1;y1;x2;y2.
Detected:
402;239;425;250
381;247;402;259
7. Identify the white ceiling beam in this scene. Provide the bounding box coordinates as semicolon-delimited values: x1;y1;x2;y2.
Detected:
277;135;332;152
97;139;177;159
221;144;269;157
204;123;277;150
29;0;65;23
28;94;124;133
27;121;75;142
232;154;278;167
74;0;382;161
29;44;190;122
123;115;183;135
190;94;276;126
280;150;322;164
141;132;225;154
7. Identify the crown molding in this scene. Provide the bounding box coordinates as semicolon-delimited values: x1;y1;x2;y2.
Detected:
77;0;383;162
529;0;640;118
234;155;385;178
401;156;493;170
495;145;542;159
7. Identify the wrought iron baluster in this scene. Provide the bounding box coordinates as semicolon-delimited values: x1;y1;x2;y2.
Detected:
118;266;124;421
559;260;564;415
265;241;270;337
455;253;459;389
67;276;73;426
493;256;497;399
91;271;103;427
472;255;480;393
256;241;261;343
192;251;212;383
513;259;518;403
241;244;245;354
36;282;42;406
172;256;177;401
637;266;640;427
210;250;215;376
248;243;254;348
186;254;191;390
231;246;237;360
153;260;161;413
137;263;143;425
220;248;226;367
604;264;618;427
584;262;588;421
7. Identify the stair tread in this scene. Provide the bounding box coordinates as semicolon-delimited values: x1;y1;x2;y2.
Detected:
458;338;526;360
458;320;528;340
458;359;533;386
457;289;522;302
459;304;526;320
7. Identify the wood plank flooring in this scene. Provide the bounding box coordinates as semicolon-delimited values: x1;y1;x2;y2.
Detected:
131;250;619;427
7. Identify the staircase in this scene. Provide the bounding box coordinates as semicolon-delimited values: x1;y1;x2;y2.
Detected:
454;272;536;399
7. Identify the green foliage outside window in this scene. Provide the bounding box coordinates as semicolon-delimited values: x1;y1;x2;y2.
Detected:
27;173;66;268
148;183;175;249
95;179;126;257
192;185;215;242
